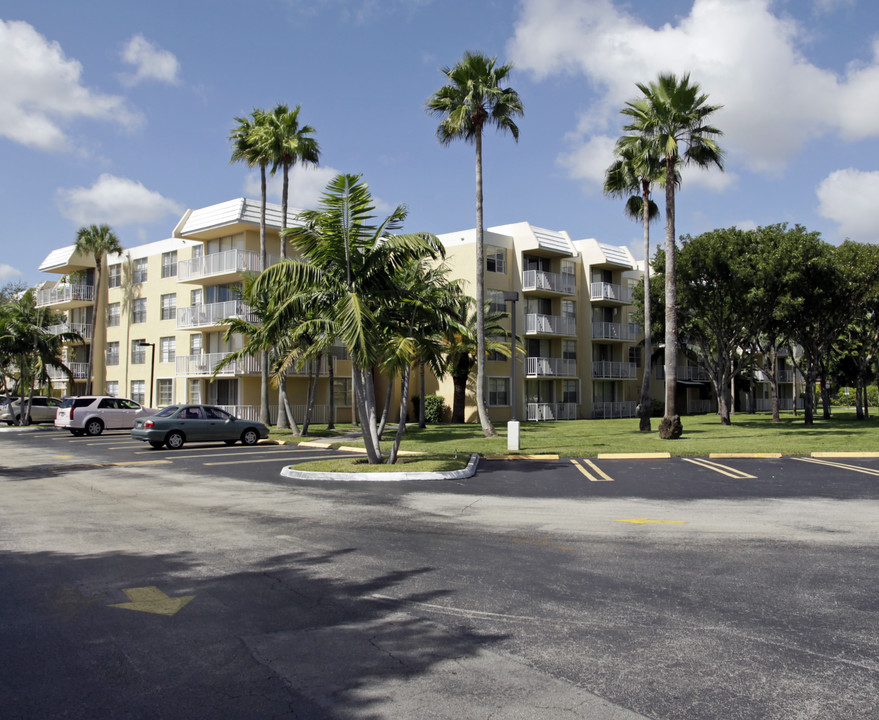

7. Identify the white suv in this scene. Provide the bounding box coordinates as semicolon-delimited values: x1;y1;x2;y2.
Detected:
55;396;157;436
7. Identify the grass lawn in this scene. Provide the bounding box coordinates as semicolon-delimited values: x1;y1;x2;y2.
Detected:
269;408;879;471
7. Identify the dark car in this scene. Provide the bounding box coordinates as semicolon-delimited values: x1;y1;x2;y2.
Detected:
130;404;269;449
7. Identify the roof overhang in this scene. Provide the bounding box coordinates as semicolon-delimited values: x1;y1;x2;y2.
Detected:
38;246;95;274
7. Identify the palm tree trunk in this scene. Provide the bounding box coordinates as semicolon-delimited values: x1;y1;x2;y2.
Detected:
278;379;299;435
419;361;426;428
474;130;497;438
662;156;679;426
275;163;291;431
302;358;320;436
377;373;394;439
389;365;411;464
259;163;270;426
327;356;336;430
353;367;382;463
638;179;652;432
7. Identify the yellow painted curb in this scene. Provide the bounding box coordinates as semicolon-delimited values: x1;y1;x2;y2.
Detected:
485;454;560;460
811;451;879;458
338;445;369;454
710;453;783;459
596;452;672;460
298;441;333;449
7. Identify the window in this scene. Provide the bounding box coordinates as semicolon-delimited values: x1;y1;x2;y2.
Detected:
106;381;118;397
563;340;577;361
133;258;148;284
487;289;506;313
161;251;177;278
160;337;176;363
157;379;173;406
107;302;120;327
160;293;176;320
132;298;147;324
562;299;576;319
108;264;121;288
106;342;119;366
487;378;509;407
130;380;145;404
488;350;507;362
333;378;352;406
629;346;642;368
190;334;202;355
131;340;146;365
188;379;202;404
485;246;506;274
561;260;576;276
191;288;203;306
562;380;578;404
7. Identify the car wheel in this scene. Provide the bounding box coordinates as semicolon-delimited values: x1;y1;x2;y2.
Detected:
69;429;84;437
241;428;260;446
165;431;185;450
149;441;165;450
224;439;237;446
85;418;104;436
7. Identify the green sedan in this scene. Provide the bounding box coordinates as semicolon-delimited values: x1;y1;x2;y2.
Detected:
131;404;269;449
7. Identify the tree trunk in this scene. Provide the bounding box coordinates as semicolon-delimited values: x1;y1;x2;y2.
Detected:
389;365;411;464
302;357;320;436
327;356;336;430
819;375;832;420
473;130;497;438
377;372;394;439
639;178;652;433
662;155;679;432
352;367;382;463
278;378;299;435
419;362;426;428
803;367;815;425
259;163;271;426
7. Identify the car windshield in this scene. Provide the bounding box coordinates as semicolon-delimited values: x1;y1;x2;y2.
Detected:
154;406;179;417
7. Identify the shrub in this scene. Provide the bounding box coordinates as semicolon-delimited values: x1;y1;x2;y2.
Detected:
412;395;448;424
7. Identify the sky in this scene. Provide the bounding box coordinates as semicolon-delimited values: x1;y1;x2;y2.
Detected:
2;0;879;287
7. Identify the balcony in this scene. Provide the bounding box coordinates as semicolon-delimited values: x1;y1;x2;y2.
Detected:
753;369;797;383
177;249;278;285
177;300;258;330
521;270;575;296
592;401;637;419
35;284;94;310
47;322;93;341
590;282;633;304
525;313;576;337
592;360;637;379
592;322;641;342
525;357;577;377
526;402;578;421
176;352;262;377
46;362;89;381
654;365;710;382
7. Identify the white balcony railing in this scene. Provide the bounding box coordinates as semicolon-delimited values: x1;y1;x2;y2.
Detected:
592;361;637;379
525;313;576;337
218;404;329;424
590;282;633;303
526;402;578;421
178;249;278;282
47;322;93;340
655;365;711;381
688;399;712;414
36;284;94;307
525;357;578;377
176;300;257;329
754;369;797;383
46;362;90;381
176;352;262;377
521;270;575;295
592;322;641;341
592;401;637;419
755;398;804;411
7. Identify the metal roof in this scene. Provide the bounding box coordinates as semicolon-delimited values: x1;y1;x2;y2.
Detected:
173;198;305;239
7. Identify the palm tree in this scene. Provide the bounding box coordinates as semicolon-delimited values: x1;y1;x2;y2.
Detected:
73;224;122;395
230;109;272;425
621;73;724;434
264;103;320;430
603;136;664;431
426;51;523;438
254;174;446;464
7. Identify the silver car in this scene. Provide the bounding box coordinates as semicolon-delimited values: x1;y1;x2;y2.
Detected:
55;396;157;436
1;396;63;425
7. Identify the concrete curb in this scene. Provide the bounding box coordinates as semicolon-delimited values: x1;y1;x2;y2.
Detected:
597;452;672;460
280;453;480;482
710;452;783;459
811;451;879;458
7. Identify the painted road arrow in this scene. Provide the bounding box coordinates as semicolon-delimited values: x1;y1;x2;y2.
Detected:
614;518;687;525
109;586;195;616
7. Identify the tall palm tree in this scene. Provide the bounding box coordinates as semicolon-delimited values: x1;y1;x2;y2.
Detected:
603;136;664;431
621;73;724;432
427;51;523;438
73;224;122;395
264;103;320;430
230;109;272;425
254;174;445;464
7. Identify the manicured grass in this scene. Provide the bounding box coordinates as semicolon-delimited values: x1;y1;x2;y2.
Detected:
268;408;879;460
293;456;469;473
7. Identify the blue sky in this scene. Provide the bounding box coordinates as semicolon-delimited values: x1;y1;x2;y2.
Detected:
2;0;879;286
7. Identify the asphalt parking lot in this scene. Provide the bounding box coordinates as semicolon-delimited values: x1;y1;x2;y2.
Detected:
2;427;878;720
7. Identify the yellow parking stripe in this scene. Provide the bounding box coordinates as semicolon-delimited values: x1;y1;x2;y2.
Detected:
682;457;756;479
203;454;339;466
570;458;614;482
794;456;879;477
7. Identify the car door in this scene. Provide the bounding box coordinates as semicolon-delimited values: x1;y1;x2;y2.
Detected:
116;398;148;428
178;405;209;441
96;398;122;428
203;406;234;442
46;397;63;422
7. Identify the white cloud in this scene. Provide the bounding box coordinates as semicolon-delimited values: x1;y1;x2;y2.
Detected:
508;0;879;186
0;264;22;282
119;34;181;87
816;168;879;242
56;174;184;226
0;19;141;152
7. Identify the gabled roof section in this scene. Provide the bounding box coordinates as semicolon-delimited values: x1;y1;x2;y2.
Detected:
38;246;95;274
597;242;635;269
173;198;305;240
531;226;577;256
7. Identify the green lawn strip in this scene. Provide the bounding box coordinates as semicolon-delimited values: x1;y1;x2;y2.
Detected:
269;410;879;459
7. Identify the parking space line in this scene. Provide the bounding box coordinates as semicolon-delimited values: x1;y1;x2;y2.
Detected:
570;458;614;482
202;454;340;466
682;457;756;479
794;456;879;477
131;448;332;459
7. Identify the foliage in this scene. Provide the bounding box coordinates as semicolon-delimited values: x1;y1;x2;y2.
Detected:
411;395;448;424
